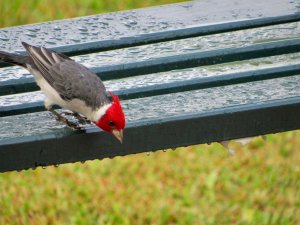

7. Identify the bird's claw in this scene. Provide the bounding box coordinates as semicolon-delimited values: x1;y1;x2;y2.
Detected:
49;109;86;131
60;111;91;124
65;119;86;131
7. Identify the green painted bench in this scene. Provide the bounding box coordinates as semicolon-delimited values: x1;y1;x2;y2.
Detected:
1;0;300;172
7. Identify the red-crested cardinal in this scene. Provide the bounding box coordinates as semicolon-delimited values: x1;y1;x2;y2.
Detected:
0;42;125;143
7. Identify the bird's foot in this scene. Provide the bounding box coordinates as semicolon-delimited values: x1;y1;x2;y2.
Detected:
60;111;91;124
49;109;86;131
64;119;85;131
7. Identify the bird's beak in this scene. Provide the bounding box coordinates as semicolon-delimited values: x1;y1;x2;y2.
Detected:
112;129;123;143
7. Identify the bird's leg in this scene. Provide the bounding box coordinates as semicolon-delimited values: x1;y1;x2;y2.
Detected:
60;111;92;124
59;111;74;116
48;109;84;130
69;112;90;124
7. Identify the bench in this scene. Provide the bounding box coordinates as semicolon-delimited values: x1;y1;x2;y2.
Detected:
1;0;300;172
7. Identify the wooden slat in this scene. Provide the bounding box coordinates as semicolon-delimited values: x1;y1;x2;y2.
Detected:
2;75;300;142
1;0;300;173
1;99;300;172
2;20;300;84
0;75;300;172
1;64;300;117
0;0;299;62
1;38;300;96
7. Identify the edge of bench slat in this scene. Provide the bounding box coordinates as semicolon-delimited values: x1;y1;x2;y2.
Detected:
39;13;300;56
1;38;300;96
1;97;299;172
1;12;299;69
1;0;300;67
1;64;300;117
1;0;300;173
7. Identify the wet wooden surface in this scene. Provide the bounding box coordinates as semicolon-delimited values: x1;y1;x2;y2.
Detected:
0;0;300;172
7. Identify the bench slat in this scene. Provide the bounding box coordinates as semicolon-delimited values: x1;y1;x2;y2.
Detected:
1;98;299;172
1;38;300;96
2;20;300;84
1;64;300;117
1;77;300;171
2;75;300;142
0;0;299;62
1;0;300;172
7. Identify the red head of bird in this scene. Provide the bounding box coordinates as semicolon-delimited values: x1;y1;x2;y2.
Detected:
96;94;126;143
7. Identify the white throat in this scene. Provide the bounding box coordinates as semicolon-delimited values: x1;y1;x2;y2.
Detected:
91;103;112;122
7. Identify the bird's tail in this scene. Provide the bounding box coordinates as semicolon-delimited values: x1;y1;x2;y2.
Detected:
0;51;28;67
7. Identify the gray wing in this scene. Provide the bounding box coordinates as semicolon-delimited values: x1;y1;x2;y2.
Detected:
22;42;110;109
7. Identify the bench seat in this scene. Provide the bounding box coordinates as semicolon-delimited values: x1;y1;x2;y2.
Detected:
0;0;300;172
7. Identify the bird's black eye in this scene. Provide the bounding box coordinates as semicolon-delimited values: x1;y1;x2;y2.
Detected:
109;121;115;127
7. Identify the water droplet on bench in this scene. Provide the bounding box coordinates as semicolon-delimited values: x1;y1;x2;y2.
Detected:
26;27;40;32
104;17;113;20
122;22;132;28
78;26;88;32
70;38;81;43
53;26;61;31
99;22;109;26
0;37;9;41
45;40;56;45
25;32;37;38
128;20;138;25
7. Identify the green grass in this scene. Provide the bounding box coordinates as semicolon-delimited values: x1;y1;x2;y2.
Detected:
0;132;300;225
1;1;300;224
0;0;185;28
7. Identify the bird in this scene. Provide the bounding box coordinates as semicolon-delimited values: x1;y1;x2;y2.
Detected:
0;42;125;143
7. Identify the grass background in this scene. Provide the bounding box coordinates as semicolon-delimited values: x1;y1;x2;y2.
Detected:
0;1;300;225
